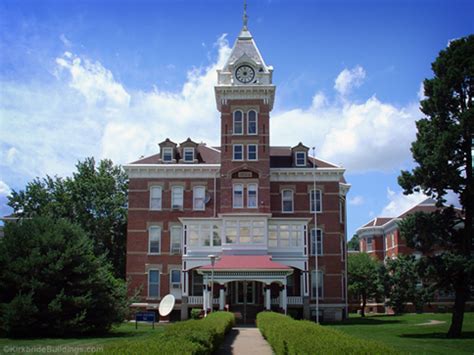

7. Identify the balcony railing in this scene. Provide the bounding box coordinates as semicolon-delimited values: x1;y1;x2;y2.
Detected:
188;296;219;305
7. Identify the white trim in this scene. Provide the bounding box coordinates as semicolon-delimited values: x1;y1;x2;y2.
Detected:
172;186;184;210
169;269;181;290
270;168;345;182
247;183;258;208
148;226;161;254
281;189;294;213
233;144;244;161
183;147;195;162
170;225;182;254
193;186;206;211
247;144;258;161
162;147;173;162
233;110;244;135
124;164;220;179
247;109;258;135
233;184;244;208
149;185;162;211
295;151;307;166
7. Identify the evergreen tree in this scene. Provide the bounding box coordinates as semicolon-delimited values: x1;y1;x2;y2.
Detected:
347;235;360;251
0;217;128;337
398;35;474;337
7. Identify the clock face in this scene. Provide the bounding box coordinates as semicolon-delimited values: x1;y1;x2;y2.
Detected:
235;65;255;84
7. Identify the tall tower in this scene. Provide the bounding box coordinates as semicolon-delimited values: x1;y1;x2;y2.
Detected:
215;3;276;214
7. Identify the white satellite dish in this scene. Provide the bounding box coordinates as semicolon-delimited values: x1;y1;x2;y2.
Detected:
159;294;176;317
204;193;212;204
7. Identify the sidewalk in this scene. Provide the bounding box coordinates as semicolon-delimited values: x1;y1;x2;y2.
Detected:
216;326;273;355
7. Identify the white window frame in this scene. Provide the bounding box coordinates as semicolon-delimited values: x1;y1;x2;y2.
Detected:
162;147;173;162
233;184;244;208
310;228;323;256
247;183;258;208
367;237;373;252
170;269;181;290
247;144;258;161
170;226;182;254
223;219;266;245
233;110;243;135
267;223;304;249
171;186;184;210
150;186;162;211
310;189;322;213
183;147;195;162
148;269;160;298
295;151;306;166
148;226;161;254
311;270;323;300
247;110;258;135
193;186;206;211
281;189;294;213
233;144;244;161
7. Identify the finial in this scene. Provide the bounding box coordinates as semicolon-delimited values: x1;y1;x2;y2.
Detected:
243;0;248;30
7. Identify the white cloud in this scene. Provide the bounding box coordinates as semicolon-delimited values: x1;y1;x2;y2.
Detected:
417;82;425;101
348;195;364;206
381;187;428;217
0;181;11;196
334;65;366;96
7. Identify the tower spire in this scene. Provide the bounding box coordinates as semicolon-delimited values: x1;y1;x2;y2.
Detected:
243;0;248;30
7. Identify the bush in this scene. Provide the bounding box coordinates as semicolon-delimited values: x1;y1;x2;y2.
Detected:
0;217;128;337
257;312;398;354
191;308;202;319
105;311;235;354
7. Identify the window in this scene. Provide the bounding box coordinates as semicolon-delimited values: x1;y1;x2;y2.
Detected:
224;219;266;244
183;147;194;162
186;223;221;247
150;186;162;210
192;271;203;296
247;184;257;208
367;237;373;252
233;184;243;208
268;223;303;248
282;189;294;213
148;226;161;254
295;151;306;166
170;226;182;254
172;186;184;209
233;111;243;135
310;189;322;212
248;110;257;134
310;228;323;255
170;270;181;289
163;147;173;162
148;270;160;298
248;144;258;161
193;186;205;211
233;145;243;160
311;270;323;299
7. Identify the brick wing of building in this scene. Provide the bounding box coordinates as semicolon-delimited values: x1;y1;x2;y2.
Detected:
125;17;351;322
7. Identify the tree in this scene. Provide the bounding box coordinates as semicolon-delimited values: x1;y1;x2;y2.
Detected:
398;35;474;337
347;235;360;251
384;255;432;314
0;217;128;337
348;253;384;317
8;158;128;279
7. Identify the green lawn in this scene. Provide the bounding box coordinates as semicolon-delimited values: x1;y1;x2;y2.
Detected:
327;312;474;354
0;322;162;354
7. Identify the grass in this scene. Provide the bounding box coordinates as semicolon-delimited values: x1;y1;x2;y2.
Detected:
327;312;474;354
0;322;162;353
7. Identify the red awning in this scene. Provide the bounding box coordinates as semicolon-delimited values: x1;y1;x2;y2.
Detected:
199;255;291;271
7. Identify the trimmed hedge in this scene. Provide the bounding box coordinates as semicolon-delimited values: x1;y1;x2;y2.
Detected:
257;312;398;355
105;311;234;354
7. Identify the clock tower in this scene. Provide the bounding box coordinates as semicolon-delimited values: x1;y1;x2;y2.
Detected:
215;3;275;214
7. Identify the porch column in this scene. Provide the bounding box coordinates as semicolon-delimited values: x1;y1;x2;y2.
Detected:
279;287;284;309
203;285;208;316
219;285;225;311
282;285;288;315
265;285;271;310
207;285;212;311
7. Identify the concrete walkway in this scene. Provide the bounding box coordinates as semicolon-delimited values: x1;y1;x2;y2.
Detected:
216;326;273;355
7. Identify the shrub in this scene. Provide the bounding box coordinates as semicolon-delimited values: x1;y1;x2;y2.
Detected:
191;308;202;319
105;311;235;354
257;312;398;354
0;217;128;337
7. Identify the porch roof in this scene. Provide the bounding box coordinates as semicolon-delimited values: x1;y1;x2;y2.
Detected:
199;255;291;271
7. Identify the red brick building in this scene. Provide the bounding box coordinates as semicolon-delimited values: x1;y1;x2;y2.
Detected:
125;17;350;322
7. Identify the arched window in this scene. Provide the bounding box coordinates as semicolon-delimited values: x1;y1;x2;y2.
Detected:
248;110;257;134
233;110;243;135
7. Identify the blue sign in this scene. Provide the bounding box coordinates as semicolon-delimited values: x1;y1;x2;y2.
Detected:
135;311;156;329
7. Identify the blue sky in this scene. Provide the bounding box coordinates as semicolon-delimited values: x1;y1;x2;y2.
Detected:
0;0;473;237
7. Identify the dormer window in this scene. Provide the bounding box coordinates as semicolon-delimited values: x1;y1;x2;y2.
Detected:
233;111;243;135
183;147;194;162
163;147;173;162
295;151;306;166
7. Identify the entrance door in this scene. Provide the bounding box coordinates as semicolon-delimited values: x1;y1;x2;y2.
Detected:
235;281;255;304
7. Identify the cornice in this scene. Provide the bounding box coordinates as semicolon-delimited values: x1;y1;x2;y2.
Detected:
215;85;276;111
123;164;220;179
270;167;345;182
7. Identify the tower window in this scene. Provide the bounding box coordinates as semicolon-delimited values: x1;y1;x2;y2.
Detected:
183;147;195;162
233;144;243;161
233;111;243;135
248;144;258;161
248;110;257;134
